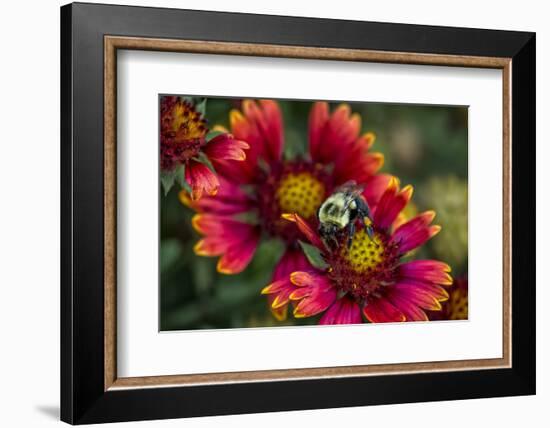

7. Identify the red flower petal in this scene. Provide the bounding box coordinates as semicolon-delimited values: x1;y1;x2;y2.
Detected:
293;289;337;318
391;211;440;254
363;298;406;323
289;270;327;287
211;157;256;185
335;152;384;184
263;248;310;320
180;177;252;215
328;105;360;147
398;260;453;285
281;213;325;251
203;134;249;162
362;174;393;207
308;101;329;162
391;282;447;311
262;278;295;311
262;276;296;321
288;271;336;318
373;178;413;230
185;160;220;201
234;99;284;165
192;214;260;274
272;247;310;282
385;290;429;322
217;236;259;274
227;108;263;180
308;103;360;164
319;297;362;325
258;99;284;162
331;130;383;184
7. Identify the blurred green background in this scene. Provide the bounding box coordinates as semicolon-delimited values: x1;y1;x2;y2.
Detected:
160;97;468;331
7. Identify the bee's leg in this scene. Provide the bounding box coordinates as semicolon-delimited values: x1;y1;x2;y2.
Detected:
358;214;379;248
355;196;373;221
330;235;338;250
365;224;377;245
347;221;356;249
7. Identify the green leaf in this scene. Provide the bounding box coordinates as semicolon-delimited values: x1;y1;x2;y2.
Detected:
298;241;329;270
195;98;207;116
205;130;224;141
174;165;191;192
160;165;187;196
160;170;177;196
194;152;216;173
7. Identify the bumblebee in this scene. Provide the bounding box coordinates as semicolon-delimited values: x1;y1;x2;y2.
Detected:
318;181;375;249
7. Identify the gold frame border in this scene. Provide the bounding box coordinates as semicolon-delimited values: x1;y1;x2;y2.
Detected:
104;36;512;391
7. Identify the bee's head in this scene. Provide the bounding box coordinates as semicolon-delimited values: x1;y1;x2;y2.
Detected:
318;222;340;249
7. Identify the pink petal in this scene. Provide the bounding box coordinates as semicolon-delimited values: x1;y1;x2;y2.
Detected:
319;297;362;325
203;134;249;162
261;276;297;310
192;214;260;274
293;292;336;318
362;174;393;208
327;105;360;147
211;157;256;184
217;232;260;274
334;152;384;184
331;130;383;184
289;270;330;288
308;103;360;164
288;270;336;318
385;290;429;322
227;107;264;182
373;179;413;230
398;260;453;285
281;213;325;251
363;298;406;323
264;248;310;319
180;177;252;215
258;99;284;162
230;106;262;150
391;283;447;311
238;99;284;165
293;289;336;318
272;247;310;281
391;211;440;253
308;101;329;162
185;160;220;200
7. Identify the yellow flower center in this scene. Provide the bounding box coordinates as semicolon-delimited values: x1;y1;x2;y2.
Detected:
172;102;207;140
449;289;468;320
340;229;385;273
276;172;325;219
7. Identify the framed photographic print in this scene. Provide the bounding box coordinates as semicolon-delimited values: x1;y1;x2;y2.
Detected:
60;2;536;424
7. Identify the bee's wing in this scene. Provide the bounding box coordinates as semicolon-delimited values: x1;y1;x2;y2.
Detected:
336;180;364;198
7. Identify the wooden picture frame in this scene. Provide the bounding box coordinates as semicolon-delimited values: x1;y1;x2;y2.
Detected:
61;2;535;424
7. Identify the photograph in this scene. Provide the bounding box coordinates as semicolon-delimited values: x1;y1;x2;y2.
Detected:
159;95;468;330
0;0;541;426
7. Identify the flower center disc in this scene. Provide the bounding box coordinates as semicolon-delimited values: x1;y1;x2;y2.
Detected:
328;228;400;301
275;172;325;219
340;229;385;273
161;98;208;171
171;102;207;140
